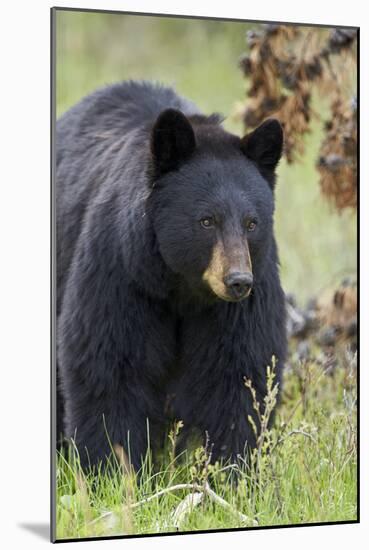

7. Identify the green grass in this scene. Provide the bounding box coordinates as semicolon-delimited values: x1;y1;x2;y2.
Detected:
56;352;357;539
55;11;357;539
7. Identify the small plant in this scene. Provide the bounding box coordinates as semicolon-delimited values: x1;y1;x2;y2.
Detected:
167;419;184;478
244;355;280;463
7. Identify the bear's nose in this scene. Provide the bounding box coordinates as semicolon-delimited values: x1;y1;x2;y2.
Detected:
224;272;253;300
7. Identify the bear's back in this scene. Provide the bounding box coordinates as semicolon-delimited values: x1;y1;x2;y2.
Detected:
56;81;200;313
57;81;200;152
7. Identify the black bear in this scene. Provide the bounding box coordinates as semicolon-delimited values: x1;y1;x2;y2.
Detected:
56;81;287;472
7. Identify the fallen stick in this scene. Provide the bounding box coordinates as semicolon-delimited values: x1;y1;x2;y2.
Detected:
89;481;258;528
168;491;204;530
130;483;258;526
130;483;198;508
202;482;258;526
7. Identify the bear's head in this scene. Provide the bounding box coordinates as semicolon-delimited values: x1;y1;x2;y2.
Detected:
147;109;283;303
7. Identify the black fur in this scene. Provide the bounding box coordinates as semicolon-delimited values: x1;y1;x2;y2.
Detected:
56;81;287;471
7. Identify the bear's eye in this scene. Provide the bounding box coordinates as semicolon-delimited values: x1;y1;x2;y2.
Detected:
200;217;215;229
246;220;257;232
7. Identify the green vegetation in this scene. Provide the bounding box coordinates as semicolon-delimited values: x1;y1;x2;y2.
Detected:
56;354;357;539
55;10;357;539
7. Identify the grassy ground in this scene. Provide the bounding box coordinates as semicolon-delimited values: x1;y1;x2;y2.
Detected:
55;10;357;539
56;350;357;539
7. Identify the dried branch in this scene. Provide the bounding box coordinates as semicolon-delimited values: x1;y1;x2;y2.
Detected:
89;482;258;529
237;24;357;210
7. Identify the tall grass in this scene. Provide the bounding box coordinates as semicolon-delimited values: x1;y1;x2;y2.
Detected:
56;351;357;539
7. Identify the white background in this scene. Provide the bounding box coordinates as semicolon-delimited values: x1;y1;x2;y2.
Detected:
0;0;367;547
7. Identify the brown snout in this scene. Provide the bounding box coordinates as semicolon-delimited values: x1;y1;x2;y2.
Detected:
202;236;253;302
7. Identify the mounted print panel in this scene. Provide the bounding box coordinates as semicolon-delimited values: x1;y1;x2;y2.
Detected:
51;7;358;542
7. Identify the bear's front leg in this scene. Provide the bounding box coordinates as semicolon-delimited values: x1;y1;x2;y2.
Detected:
175;373;260;465
58;269;175;473
60;367;165;472
174;299;285;466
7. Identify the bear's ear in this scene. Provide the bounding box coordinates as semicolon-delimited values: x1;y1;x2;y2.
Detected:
240;119;283;187
151;109;196;175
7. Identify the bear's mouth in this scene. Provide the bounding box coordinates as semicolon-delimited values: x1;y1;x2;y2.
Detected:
204;280;253;303
217;287;252;302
